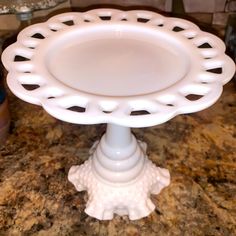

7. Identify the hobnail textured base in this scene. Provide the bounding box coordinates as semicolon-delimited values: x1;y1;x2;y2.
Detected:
68;140;170;220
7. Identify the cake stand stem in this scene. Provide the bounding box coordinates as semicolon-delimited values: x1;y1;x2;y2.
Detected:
68;123;170;220
105;124;132;148
92;124;145;183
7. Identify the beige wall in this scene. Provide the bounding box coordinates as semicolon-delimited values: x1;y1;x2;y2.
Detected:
71;0;173;11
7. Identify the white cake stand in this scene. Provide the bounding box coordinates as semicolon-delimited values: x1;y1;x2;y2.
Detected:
2;9;235;220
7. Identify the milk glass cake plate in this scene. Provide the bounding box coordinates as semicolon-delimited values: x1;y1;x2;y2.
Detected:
2;9;235;220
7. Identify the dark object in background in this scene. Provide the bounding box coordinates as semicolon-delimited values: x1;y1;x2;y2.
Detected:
0;98;10;144
0;64;6;104
225;13;236;82
225;14;236;62
0;46;10;144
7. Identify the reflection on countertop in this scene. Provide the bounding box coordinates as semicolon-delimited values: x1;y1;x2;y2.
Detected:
0;81;235;235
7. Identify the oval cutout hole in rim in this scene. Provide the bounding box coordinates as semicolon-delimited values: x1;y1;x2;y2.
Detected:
14;55;30;61
103;110;113;114
67;106;86;113
137;17;150;23
185;94;203;101
172;26;185;32
130;110;150;116
22;84;40;91
62;20;74;26
99;16;111;21
198;42;212;48
206;67;222;74
31;33;45;39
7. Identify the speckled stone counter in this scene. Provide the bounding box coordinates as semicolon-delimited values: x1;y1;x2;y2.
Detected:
0;80;235;235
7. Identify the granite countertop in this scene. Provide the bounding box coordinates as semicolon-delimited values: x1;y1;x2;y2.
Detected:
0;80;235;235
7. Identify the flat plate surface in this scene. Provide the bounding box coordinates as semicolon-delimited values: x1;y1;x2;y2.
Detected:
47;24;189;96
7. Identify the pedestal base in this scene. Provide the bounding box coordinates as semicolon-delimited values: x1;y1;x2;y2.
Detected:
68;137;170;220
